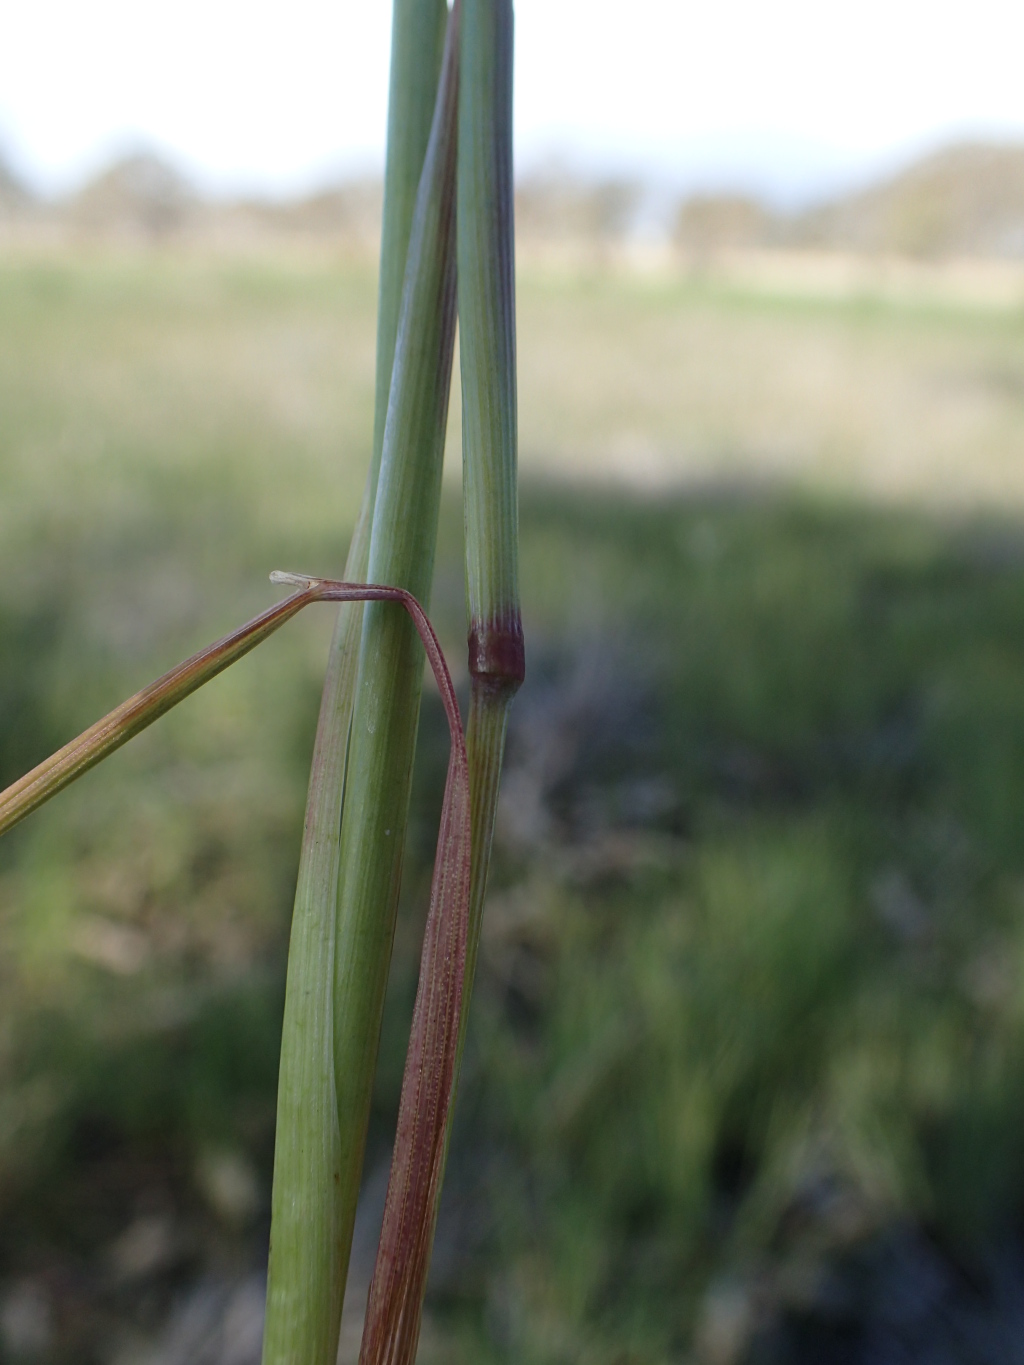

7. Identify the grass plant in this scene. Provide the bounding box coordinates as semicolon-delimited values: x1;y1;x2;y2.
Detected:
8;82;1024;1365
264;0;454;1357
332;5;460;1357
0;1;523;1360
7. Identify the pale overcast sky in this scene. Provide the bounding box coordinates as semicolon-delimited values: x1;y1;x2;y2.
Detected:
2;0;1024;203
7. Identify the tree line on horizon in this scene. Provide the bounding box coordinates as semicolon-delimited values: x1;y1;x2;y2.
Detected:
4;140;1024;260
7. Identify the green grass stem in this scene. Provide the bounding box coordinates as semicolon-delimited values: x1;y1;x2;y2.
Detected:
330;3;460;1337
457;0;523;1045
262;5;447;1358
374;0;450;481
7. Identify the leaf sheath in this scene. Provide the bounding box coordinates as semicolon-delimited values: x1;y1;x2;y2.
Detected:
330;2;460;1345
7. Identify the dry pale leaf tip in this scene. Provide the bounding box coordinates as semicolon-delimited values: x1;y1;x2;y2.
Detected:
270;570;318;588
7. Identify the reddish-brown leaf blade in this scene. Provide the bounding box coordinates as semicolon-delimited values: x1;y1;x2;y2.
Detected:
355;718;470;1365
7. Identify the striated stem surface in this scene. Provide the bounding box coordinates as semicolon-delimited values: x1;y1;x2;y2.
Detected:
330;5;461;1342
457;0;524;1046
261;3;448;1359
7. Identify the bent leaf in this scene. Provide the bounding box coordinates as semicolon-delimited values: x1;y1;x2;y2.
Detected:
0;578;467;855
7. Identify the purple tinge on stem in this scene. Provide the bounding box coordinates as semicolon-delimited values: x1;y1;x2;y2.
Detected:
468;609;525;688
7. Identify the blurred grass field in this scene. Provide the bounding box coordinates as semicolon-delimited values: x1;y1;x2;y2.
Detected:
4;252;1024;1363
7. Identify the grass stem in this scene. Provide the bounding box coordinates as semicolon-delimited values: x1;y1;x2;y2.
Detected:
329;3;460;1342
262;5;449;1358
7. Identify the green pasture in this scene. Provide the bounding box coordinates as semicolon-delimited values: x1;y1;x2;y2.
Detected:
3;254;1024;1361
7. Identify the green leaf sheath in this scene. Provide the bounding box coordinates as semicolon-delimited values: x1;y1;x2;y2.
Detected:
331;2;460;1336
262;5;447;1361
458;0;524;1051
260;569;362;1365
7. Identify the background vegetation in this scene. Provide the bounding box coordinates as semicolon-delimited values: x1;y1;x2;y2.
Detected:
4;249;1024;1363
